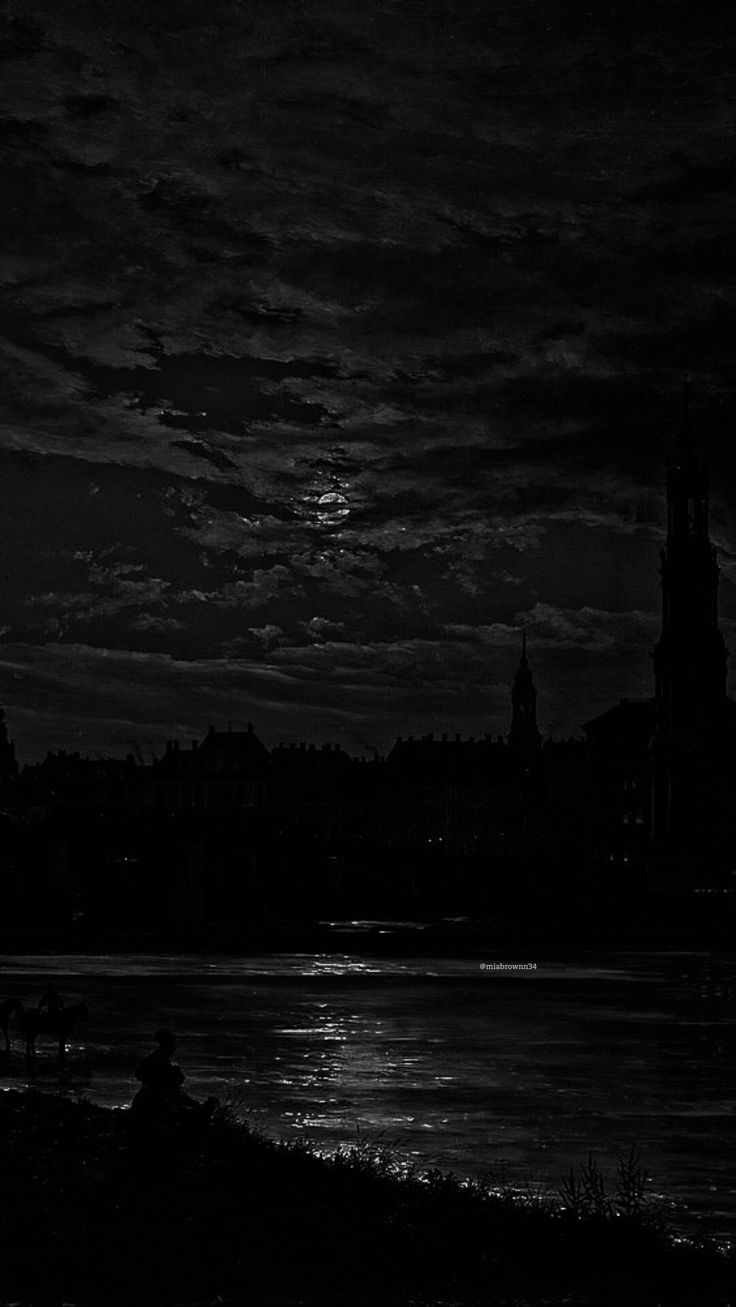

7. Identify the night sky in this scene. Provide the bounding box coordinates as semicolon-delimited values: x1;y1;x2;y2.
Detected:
1;0;734;761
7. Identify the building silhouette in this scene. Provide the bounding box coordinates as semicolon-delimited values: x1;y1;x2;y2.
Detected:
651;396;735;875
148;723;268;813
0;399;733;929
584;396;736;887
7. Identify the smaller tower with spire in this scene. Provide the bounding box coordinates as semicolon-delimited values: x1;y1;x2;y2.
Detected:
509;632;542;751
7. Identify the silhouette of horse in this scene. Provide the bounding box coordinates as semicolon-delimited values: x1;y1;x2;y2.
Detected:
23;1003;89;1062
0;998;23;1052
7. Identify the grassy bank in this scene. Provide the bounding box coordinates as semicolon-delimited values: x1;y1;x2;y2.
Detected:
0;1089;732;1306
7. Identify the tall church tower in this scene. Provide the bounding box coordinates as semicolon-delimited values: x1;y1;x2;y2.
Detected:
0;707;17;782
651;393;729;858
509;632;542;751
652;395;727;737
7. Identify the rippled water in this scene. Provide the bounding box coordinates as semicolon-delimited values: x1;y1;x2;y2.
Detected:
1;944;734;1237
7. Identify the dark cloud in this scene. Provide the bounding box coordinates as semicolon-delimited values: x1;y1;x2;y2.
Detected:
0;1;734;758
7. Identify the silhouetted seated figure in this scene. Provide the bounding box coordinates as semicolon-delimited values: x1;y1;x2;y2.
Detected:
130;1029;216;1141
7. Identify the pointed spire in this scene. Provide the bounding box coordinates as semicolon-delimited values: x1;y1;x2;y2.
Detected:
667;376;708;541
509;631;541;751
676;372;697;466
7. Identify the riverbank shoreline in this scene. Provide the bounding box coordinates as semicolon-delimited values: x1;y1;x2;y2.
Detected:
2;898;736;958
0;1088;733;1306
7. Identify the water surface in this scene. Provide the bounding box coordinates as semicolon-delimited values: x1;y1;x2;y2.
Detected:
1;947;734;1237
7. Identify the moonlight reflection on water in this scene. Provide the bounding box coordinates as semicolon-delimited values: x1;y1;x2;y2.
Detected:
0;947;733;1236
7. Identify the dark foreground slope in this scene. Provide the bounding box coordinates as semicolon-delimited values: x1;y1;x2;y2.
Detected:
0;1090;732;1306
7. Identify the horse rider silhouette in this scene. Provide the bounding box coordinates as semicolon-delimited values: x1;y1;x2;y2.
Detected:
37;982;65;1019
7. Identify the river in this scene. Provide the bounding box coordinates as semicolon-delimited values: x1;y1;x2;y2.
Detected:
1;941;734;1239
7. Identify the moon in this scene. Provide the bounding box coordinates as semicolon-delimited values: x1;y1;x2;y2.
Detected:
316;492;350;524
